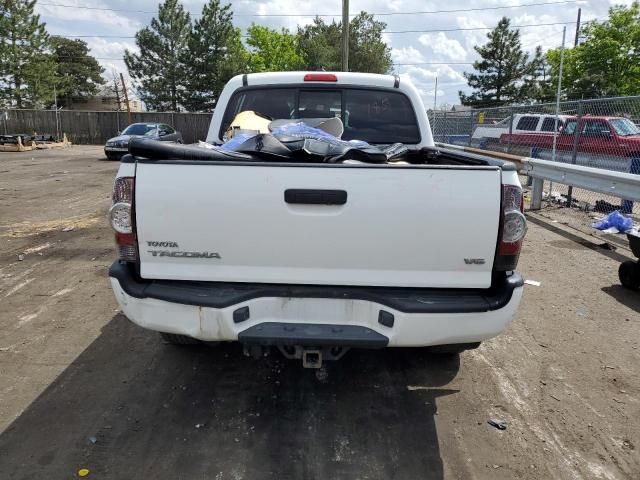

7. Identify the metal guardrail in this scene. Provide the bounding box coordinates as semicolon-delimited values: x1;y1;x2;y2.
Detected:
526;158;640;210
437;142;640;212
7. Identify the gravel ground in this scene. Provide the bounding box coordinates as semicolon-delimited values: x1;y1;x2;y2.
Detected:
0;146;638;480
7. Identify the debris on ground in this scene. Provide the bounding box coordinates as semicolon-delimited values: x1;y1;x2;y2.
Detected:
524;279;541;287
543;191;581;208
594;200;619;214
17;254;24;261
62;226;75;232
78;468;90;477
88;436;97;444
195;423;205;429
592;210;633;233
487;419;508;430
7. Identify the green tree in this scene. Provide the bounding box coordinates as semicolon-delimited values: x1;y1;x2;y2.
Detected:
184;0;248;111
297;12;392;73
0;0;56;108
246;24;305;72
124;0;192;111
547;2;640;99
50;36;105;108
348;13;392;73
459;17;543;107
297;17;341;71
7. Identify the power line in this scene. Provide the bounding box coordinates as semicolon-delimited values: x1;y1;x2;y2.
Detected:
364;1;581;17
59;35;136;38
383;21;578;34
53;20;585;40
52;55;477;64
37;0;580;18
395;62;475;65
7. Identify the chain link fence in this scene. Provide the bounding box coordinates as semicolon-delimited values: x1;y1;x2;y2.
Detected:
431;96;640;233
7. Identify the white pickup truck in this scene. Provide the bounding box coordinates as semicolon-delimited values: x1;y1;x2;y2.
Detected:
472;113;568;143
108;72;526;367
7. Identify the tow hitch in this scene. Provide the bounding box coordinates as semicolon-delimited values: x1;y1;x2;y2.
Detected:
238;322;388;367
277;345;349;368
302;349;322;369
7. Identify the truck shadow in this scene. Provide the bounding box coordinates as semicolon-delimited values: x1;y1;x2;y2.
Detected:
526;214;633;263
0;314;459;480
601;284;640;314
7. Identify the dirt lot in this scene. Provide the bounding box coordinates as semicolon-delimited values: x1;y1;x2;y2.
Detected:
0;146;639;480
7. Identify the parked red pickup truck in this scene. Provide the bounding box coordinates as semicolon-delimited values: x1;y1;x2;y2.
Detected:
500;116;640;158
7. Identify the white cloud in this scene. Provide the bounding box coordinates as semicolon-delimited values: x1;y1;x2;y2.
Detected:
400;64;467;106
456;16;490;53
391;46;427;65
419;32;466;60
384;0;404;13
86;37;137;58
36;0;141;32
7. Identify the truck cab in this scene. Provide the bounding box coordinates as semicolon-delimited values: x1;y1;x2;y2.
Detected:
560;116;640;157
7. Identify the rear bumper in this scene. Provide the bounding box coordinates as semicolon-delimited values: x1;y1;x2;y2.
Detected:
109;262;523;347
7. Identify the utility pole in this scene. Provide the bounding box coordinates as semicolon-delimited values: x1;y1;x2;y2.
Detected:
120;73;132;125
341;0;349;71
432;76;438;141
551;26;566;163
113;73;121;111
113;72;121;133
574;8;581;47
567;8;581;205
549;26;567;198
53;81;60;141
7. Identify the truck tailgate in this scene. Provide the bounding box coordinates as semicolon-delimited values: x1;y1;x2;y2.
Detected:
134;163;502;288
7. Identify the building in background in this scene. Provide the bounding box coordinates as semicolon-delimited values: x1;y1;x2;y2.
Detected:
66;85;141;112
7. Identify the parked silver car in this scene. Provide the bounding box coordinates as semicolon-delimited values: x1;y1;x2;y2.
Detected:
104;123;183;160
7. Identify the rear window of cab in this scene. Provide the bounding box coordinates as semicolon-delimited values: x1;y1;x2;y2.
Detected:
220;86;421;145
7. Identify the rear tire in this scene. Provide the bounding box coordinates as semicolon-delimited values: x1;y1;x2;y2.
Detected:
160;332;200;345
427;342;481;355
619;261;640;290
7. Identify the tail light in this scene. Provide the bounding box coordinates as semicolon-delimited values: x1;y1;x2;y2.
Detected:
494;184;527;271
109;176;138;262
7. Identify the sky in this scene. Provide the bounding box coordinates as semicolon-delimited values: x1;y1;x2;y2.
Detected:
34;0;634;108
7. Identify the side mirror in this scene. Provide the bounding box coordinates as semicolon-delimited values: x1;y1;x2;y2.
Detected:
117;130;121;135
158;130;168;137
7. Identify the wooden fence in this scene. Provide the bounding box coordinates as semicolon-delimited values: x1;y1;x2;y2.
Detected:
0;109;212;145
